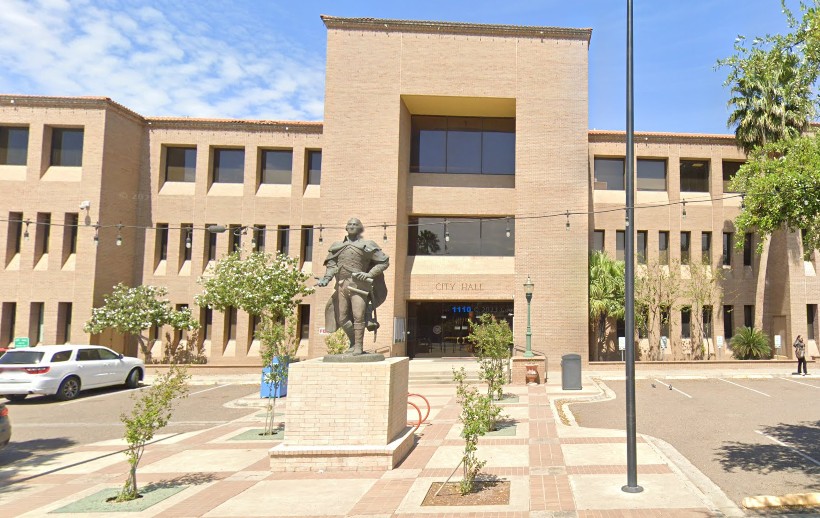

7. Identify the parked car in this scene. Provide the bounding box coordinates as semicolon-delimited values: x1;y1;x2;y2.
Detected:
0;402;9;449
0;345;144;402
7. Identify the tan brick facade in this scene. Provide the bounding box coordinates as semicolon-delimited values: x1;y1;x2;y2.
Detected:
0;17;817;364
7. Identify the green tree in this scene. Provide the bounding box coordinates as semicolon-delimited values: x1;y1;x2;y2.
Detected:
467;314;512;402
588;251;625;360
257;316;298;436
116;364;190;501
635;260;681;360
84;284;199;362
681;263;723;360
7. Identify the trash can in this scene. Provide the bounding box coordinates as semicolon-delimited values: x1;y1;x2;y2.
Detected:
561;353;582;390
260;357;288;398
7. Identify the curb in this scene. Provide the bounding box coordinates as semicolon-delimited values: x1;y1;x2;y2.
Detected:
742;492;820;509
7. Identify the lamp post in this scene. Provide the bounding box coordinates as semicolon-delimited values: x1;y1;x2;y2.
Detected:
524;275;534;358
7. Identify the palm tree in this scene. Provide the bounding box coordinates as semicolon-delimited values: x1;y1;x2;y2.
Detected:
588;251;625;360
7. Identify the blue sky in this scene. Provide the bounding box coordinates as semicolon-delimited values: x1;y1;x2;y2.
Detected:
0;0;798;133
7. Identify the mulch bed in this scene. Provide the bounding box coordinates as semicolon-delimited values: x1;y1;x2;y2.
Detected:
422;480;511;506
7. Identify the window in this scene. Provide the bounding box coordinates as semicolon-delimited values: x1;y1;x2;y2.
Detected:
593;230;604;252
253;225;266;253
51;350;71;362
7;212;23;259
408;217;514;256
723;305;734;339
206;224;217;262
1;302;16;346
616;230;625;261
301;226;314;262
808;304;817;341
156;223;169;262
165;147;196;182
594;157;624;190
174;304;188;343
637;230;647;264
229;224;242;252
35;213;51;262
802;229;814;261
64;213;78;256
260;149;292;185
31;302;44;344
411;116;515;175
722;161;744;193
58;302;72;344
98;348;119;360
722;232;733;266
306;150;322;185
681;307;691;339
212;148;244;184
637;159;666;191
77;348;101;361
744;305;754;328
277;225;290;255
680;231;691;265
225;307;237;341
202;308;213;340
298;304;310;340
703;306;713;339
659;231;669;265
701;232;712;264
743;233;753;266
180;223;193;262
0;126;28;165
680;159;709;192
50;128;84;166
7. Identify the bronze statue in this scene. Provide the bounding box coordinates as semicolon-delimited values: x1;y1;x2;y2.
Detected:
317;218;389;355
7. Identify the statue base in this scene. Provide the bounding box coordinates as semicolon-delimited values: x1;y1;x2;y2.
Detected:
322;352;385;363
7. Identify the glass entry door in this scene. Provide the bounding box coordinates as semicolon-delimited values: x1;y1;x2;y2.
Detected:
407;301;513;358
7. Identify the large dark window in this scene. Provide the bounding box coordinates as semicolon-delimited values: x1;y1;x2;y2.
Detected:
409;217;514;256
681;307;691;339
212;148;244;184
206;223;217;261
659;231;669;265
50;128;84;166
594;157;624;190
722;232;733;266
637;159;666;191
156;223;169;262
593;230;604;252
744;305;754;328
680;159;709;192
65;213;78;255
0;127;28;165
680;231;691;265
411;116;514;175
637;230;647;264
260;149;292;185
180;223;193;262
616;230;625;261
703;306;713;339
301;226;314;262
277;225;290;255
722;160;744;193
701;231;712;264
306;150;322;185
165;147;196;182
229;224;242;252
723;305;734;339
298;304;311;340
253;225;265;253
808;304;817;341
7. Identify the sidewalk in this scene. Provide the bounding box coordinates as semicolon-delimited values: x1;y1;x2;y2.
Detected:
0;375;744;517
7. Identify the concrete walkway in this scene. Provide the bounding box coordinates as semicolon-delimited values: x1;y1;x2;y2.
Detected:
0;369;751;518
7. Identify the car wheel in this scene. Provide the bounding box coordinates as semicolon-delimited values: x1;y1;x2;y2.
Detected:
125;368;141;389
56;376;81;401
4;394;26;402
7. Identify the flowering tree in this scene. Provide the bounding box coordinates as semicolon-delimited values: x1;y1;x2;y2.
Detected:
84;284;199;361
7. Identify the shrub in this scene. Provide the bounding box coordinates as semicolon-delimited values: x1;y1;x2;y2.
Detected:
468;314;512;401
325;328;349;355
730;327;771;359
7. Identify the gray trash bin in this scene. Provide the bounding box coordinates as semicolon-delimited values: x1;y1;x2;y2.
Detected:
561;353;582;390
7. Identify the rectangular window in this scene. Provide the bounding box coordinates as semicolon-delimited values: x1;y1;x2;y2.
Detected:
226;307;237;341
35;213;51;263
722;232;733;266
260;149;292;185
306;150;322;185
2;302;17;346
298;304;310;340
212;148;244;184
680;159;710;192
637;230;647;264
802;229;813;261
156;223;169;262
723;305;734;339
411;116;515;175
722;161;744;193
659;231;669;265
744;305;754;328
206;224;217;262
408;217;514;256
202;307;212;340
701;232;712;264
593;230;604;252
594;157;625;190
50;128;84;166
703;305;713;339
65;213;78;255
253;225;266;253
7;212;23;260
808;304;817;341
180;223;193;262
680;231;691;265
681;307;691;339
174;304;188;343
616;230;625;261
30;302;44;344
743;233;753;266
58;302;72;344
165;146;196;182
0;126;29;165
301;226;314;262
277;225;290;255
637;159;666;191
229;224;242;252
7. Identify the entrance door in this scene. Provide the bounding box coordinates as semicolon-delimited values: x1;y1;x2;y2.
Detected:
406;301;513;358
772;315;787;357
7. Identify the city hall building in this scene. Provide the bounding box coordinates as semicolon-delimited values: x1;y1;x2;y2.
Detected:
0;16;817;364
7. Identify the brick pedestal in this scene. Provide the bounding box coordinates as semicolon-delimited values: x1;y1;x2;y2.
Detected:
269;357;414;471
511;356;547;384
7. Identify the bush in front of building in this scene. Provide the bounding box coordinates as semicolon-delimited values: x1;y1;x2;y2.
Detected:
324;328;349;355
730;327;772;359
468;313;512;401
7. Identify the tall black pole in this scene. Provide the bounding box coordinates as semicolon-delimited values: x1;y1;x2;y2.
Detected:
623;0;643;494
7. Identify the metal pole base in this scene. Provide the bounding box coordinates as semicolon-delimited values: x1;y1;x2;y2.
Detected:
621;484;644;494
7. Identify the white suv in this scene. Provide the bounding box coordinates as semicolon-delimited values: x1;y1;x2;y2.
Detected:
0;345;144;402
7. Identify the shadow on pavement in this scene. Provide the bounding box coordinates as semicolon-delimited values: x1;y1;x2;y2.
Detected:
0;437;77;495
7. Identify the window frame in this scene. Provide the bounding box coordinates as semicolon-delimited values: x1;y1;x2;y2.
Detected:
211;148;245;184
636;158;667;192
0;126;29;165
50;127;84;167
259;148;293;185
594;157;625;191
680;159;710;193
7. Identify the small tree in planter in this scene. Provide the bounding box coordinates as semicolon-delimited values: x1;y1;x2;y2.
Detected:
325;328;349;355
84;284;199;362
257;316;298;436
468;314;513;401
116;364;190;502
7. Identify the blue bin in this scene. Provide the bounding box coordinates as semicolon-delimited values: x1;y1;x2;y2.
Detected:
260;357;289;398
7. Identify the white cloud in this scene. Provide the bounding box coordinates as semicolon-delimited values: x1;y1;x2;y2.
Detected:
0;0;326;121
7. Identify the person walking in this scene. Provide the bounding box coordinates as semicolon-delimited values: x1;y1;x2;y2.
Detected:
794;335;808;376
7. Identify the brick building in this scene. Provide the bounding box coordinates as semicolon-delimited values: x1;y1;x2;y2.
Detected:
0;16;817;363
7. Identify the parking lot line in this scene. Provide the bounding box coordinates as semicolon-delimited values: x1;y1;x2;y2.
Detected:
779;377;820;389
653;379;693;398
58;385;147;406
189;383;233;396
718;378;771;397
756;430;820;467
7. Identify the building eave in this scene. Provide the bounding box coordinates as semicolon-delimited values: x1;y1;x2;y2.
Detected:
145;117;323;134
0;94;145;124
589;129;740;147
